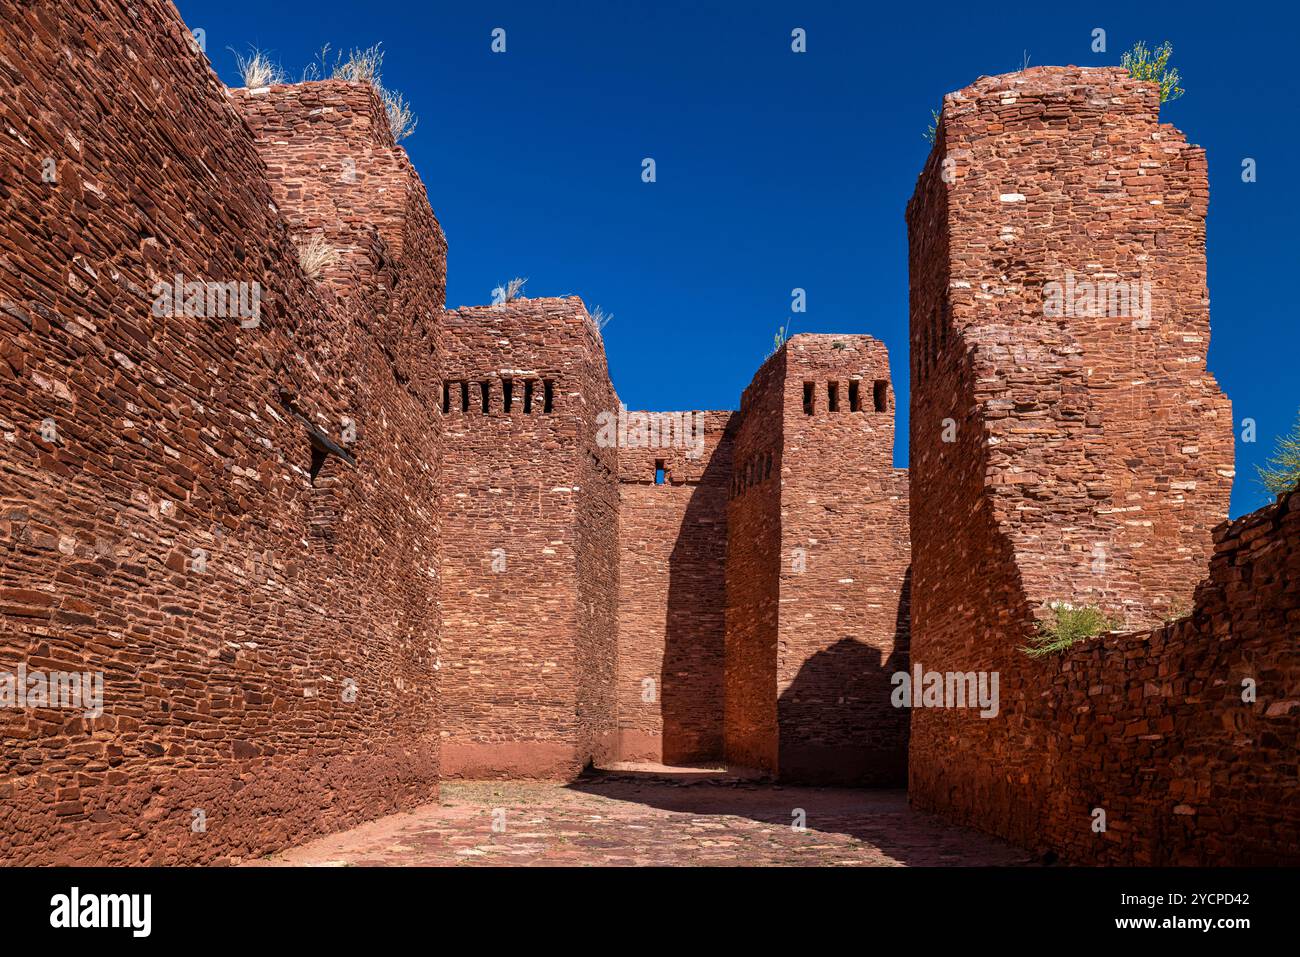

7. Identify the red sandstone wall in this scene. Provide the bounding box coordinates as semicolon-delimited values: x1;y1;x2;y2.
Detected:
235;82;447;325
724;335;910;783
616;411;734;764
906;68;1256;861
777;337;910;785
437;298;619;778
0;0;443;864
572;317;621;769
1035;490;1300;864
724;353;785;774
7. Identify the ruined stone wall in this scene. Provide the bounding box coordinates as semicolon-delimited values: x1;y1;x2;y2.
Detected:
0;0;443;864
724;353;784;774
777;336;910;785
724;335;910;783
616;411;734;764
571;315;621;769
437;298;619;778
906;67;1247;859
1036;489;1300;864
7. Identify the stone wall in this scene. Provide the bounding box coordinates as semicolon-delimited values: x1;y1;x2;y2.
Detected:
0;0;443;864
904;67;1284;863
725;335;911;784
723;350;786;774
235;80;447;313
616;410;734;764
10;0;1289;871
437;298;619;778
777;337;910;785
1038;490;1300;864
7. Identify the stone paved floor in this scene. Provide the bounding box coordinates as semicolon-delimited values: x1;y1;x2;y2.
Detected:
252;770;1033;866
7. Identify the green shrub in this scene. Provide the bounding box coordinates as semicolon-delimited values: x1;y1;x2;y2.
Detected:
923;109;940;145
1121;41;1184;103
1022;603;1123;658
1257;410;1300;498
768;320;791;358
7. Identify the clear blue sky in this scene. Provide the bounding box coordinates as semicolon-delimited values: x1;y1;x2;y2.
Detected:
179;0;1297;518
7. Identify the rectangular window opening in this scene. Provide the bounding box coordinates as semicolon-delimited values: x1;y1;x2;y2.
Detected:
802;382;815;415
459;381;470;413
480;381;491;414
873;379;889;413
442;381;450;414
503;378;513;412
655;459;666;485
523;380;534;414
543;379;554;414
849;380;861;412
827;381;839;412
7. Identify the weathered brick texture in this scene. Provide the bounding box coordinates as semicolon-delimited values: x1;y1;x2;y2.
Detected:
905;67;1294;864
726;335;911;784
1036;490;1300;864
235;80;448;314
616;411;734;764
436;298;619;778
10;0;1288;870
0;0;443;864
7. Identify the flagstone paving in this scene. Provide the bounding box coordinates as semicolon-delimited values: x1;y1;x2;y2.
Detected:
251;770;1033;867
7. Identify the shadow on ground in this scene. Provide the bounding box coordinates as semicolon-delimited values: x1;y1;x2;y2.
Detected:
251;776;1032;867
566;766;1031;867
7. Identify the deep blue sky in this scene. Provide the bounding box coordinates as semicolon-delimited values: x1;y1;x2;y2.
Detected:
179;0;1297;517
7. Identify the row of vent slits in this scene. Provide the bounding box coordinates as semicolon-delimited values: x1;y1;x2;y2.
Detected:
442;378;554;415
917;301;950;378
803;378;890;415
731;449;774;499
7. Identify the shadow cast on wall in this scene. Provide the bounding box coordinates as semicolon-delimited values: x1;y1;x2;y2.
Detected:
776;565;911;786
660;444;731;765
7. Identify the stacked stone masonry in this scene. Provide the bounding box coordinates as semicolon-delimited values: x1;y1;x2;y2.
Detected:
724;336;911;785
0;0;1294;867
616;410;735;765
436;298;619;779
0;0;444;865
906;67;1294;864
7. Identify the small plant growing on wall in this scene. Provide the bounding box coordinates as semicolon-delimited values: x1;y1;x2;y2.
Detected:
231;46;286;88
491;277;528;304
768;319;791;358
295;233;337;280
299;42;419;142
1257;409;1300;497
1022;602;1124;658
1121;41;1184;103
923;108;941;145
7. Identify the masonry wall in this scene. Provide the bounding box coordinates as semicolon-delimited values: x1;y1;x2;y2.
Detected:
724;353;785;774
906;67;1248;860
235;80;448;320
1037;490;1300;864
0;0;444;864
724;335;910;783
777;337;910;785
437;298;619;778
616;411;734;764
